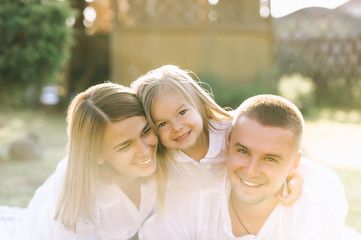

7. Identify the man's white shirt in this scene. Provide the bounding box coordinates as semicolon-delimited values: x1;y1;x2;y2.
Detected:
140;158;360;240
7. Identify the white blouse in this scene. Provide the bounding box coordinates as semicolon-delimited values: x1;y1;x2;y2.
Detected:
15;158;156;240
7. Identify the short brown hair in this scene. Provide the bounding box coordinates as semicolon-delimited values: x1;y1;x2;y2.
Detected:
234;94;304;144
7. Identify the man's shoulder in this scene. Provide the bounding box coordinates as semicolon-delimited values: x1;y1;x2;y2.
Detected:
299;157;342;186
298;157;345;202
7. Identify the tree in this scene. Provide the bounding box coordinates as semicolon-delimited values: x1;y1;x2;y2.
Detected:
0;0;74;107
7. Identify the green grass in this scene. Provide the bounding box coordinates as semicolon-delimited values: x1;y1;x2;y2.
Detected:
0;109;360;233
302;113;361;233
0;109;67;206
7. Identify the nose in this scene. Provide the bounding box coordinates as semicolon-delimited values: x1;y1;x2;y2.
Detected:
244;157;260;177
136;131;158;156
135;138;152;156
171;119;184;132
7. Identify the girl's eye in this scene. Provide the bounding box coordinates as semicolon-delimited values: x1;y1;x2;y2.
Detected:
179;110;186;116
158;122;167;128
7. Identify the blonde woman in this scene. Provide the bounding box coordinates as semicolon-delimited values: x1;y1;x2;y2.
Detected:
14;82;165;240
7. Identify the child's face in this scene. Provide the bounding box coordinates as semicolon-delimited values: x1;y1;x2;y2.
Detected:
151;89;204;154
227;116;301;206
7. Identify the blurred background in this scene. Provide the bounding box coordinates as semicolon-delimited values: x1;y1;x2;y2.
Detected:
0;0;360;232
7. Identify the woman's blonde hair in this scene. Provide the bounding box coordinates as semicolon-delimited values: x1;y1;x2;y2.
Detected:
54;82;165;231
131;65;232;151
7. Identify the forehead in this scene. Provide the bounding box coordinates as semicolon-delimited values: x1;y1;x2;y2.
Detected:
102;116;147;147
152;89;190;114
231;116;298;155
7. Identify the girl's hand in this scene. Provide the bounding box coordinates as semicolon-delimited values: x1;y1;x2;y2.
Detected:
278;171;303;206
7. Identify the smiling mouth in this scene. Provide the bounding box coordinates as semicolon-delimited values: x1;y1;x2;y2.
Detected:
175;130;191;141
241;179;262;187
135;158;152;165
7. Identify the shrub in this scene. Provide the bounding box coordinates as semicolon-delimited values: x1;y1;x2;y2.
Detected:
0;0;74;108
198;72;278;110
278;73;316;114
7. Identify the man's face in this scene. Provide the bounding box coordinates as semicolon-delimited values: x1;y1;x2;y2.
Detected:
227;116;301;205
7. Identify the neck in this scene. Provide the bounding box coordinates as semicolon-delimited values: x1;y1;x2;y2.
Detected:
100;164;143;209
229;191;279;236
116;175;142;209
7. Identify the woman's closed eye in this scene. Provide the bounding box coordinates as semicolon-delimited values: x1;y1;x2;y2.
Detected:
141;126;151;137
116;142;131;152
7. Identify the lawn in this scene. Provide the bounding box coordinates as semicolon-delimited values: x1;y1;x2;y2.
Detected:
0;109;360;232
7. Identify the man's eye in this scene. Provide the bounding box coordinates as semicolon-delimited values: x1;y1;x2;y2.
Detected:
158;122;167;128
238;149;248;155
266;157;277;163
179;110;186;116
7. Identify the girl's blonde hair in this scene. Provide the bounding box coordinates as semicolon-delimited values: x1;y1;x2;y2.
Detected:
54;82;165;231
131;65;232;151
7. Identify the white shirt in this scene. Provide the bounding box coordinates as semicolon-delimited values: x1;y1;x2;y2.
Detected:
15;158;156;240
138;120;231;239
166;119;232;190
139;158;361;240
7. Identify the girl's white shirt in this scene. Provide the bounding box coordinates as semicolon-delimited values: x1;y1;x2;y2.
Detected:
166;119;232;190
138;120;232;239
15;158;156;240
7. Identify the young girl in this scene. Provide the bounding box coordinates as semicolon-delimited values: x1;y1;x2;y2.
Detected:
131;65;301;238
13;82;166;240
132;65;232;191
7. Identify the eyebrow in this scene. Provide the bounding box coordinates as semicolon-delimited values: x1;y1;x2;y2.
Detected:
234;142;283;160
112;121;149;150
234;142;249;150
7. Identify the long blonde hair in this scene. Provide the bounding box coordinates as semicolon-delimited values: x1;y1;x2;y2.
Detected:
131;65;232;152
54;82;165;231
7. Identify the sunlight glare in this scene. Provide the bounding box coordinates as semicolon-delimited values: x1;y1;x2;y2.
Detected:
271;0;349;18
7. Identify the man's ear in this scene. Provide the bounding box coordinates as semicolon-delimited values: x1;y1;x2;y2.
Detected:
289;151;302;177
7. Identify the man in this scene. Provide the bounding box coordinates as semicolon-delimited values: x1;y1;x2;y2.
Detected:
139;94;360;239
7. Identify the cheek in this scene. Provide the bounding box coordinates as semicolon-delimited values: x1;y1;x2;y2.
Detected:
227;156;242;171
158;129;172;146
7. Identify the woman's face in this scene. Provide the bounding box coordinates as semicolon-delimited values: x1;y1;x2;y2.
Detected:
101;116;158;180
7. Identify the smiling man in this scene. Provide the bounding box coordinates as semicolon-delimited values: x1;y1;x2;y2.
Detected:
139;94;360;240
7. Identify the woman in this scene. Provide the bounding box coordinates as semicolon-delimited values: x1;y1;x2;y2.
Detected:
14;82;166;240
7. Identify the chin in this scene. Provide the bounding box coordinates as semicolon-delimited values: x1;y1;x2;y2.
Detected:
139;161;157;178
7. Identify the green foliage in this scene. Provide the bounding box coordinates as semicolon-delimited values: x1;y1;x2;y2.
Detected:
275;38;361;109
0;0;74;107
199;72;278;110
278;73;316;114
